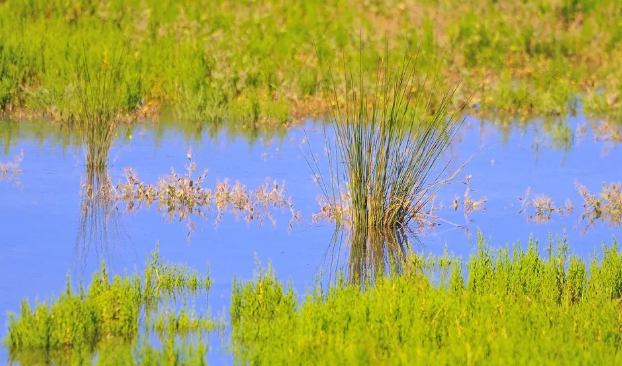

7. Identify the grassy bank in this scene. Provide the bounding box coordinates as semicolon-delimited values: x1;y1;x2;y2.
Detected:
231;234;622;365
5;235;622;365
2;0;622;124
5;250;219;365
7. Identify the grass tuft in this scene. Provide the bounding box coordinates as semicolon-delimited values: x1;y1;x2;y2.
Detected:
310;47;468;283
5;250;217;365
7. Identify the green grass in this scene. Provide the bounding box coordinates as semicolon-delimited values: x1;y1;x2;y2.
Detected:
5;249;218;365
67;43;143;170
7;234;622;365
2;0;622;124
309;49;465;283
231;233;622;365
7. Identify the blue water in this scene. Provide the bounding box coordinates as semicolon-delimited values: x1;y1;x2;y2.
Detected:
0;115;620;363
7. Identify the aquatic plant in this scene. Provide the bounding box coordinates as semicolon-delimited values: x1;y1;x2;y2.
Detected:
5;250;217;365
517;183;621;232
519;187;574;224
118;151;301;238
0;149;23;189
71;44;143;169
576;181;622;233
308;48;468;283
231;233;622;365
313;174;485;233
456;174;486;217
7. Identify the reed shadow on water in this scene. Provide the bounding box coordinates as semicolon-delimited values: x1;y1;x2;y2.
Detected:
310;45;470;285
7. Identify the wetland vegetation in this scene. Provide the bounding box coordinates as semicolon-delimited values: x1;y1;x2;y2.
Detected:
6;250;219;365
307;49;469;283
119;152;301;238
6;236;622;365
231;235;622;365
2;0;622;365
3;0;622;124
519;182;622;233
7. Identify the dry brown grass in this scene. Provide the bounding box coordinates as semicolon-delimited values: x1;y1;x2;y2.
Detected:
518;182;621;233
519;187;574;224
0;150;23;189
118;150;300;238
576;181;622;233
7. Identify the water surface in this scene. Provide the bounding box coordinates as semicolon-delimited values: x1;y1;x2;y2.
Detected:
0;115;620;362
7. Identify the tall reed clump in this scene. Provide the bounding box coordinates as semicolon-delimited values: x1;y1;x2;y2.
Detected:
5;250;216;365
230;233;622;365
311;50;466;283
73;44;140;169
71;46;143;267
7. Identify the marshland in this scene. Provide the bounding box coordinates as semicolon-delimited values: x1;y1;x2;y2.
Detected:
2;0;622;365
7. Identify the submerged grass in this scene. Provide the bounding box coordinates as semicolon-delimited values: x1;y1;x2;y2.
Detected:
5;250;218;365
231;233;622;365
3;0;622;122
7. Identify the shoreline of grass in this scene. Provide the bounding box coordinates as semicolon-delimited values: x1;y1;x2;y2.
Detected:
232;234;622;365
4;250;220;365
3;0;622;124
5;234;622;365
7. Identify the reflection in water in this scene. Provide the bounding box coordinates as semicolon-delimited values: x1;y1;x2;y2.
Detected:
576;182;622;234
319;178;487;285
74;107;128;273
2;115;620;283
518;187;574;224
2;115;621;159
576;120;622;155
325;229;412;286
75;165;129;274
